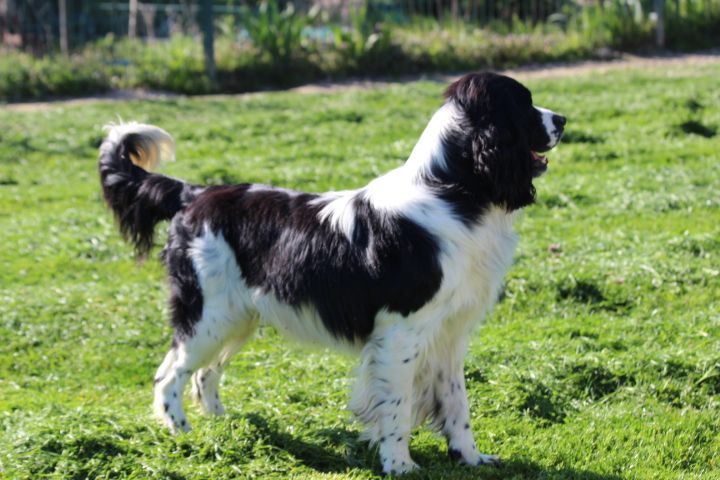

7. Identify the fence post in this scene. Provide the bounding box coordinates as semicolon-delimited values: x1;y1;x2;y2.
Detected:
199;0;216;85
58;0;68;53
655;0;665;48
129;0;138;38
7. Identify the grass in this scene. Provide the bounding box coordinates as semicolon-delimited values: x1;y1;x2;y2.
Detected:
1;62;719;479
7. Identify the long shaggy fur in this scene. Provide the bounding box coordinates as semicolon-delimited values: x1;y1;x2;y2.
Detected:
97;72;565;475
98;122;197;257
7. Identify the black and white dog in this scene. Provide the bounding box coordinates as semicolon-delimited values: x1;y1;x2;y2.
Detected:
99;72;565;474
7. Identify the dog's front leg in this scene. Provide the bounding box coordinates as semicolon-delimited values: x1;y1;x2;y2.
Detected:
351;324;421;475
433;349;500;467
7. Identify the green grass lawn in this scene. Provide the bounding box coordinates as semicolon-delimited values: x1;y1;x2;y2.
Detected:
1;63;719;480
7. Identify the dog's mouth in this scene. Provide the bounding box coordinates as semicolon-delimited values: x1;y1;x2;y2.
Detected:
531;151;548;177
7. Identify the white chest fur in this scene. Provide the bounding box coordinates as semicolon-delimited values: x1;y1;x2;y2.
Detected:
421;206;519;334
448;208;517;308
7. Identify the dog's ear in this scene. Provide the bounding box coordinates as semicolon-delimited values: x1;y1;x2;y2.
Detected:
472;112;536;211
446;72;536;211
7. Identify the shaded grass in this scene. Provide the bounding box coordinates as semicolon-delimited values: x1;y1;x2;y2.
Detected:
1;63;719;479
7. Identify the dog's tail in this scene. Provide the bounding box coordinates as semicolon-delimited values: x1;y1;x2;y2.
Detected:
98;122;198;258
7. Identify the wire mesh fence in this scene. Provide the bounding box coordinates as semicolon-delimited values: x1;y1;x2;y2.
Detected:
2;0;719;100
4;0;707;53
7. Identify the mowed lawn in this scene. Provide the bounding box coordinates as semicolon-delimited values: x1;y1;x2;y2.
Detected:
1;62;719;480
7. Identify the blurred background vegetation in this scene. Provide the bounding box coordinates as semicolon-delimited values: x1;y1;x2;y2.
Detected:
1;0;719;100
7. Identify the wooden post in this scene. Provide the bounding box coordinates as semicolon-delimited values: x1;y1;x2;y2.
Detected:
199;0;216;85
655;0;665;48
140;4;156;40
58;0;68;53
129;0;138;38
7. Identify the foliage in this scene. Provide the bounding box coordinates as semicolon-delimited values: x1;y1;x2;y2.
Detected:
243;0;313;63
329;3;393;73
0;50;109;102
391;25;592;72
574;0;655;50
0;0;719;101
664;0;720;49
570;0;720;51
1;62;719;479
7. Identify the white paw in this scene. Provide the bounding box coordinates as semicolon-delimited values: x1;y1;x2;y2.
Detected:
476;453;501;466
381;458;418;475
170;416;191;434
191;385;225;416
379;436;418;475
449;447;501;467
159;412;191;434
155;398;191;433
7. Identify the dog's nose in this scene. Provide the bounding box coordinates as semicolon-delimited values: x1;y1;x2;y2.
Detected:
553;115;567;129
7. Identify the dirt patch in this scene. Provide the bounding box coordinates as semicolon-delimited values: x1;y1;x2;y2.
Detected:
4;50;719;112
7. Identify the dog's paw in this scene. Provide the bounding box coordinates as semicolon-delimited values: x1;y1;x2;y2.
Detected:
163;413;191;434
155;400;192;434
475;453;501;467
449;447;501;467
381;458;419;476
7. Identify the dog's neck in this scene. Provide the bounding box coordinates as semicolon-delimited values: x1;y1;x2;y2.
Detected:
403;101;536;216
403;102;461;179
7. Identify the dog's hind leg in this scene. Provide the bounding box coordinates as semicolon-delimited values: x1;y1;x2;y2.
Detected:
153;310;235;433
154;221;254;432
153;291;241;432
190;317;258;416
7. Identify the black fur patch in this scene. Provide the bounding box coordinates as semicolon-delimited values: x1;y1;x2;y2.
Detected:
98;133;199;257
448;448;463;461
174;186;442;342
162;213;204;338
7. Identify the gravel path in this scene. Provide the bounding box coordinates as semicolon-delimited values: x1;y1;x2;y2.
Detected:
4;50;719;112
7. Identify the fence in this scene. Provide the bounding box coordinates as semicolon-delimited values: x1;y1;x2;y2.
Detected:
0;0;680;52
2;0;696;53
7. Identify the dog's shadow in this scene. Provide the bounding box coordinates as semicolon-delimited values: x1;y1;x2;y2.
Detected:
242;413;373;472
241;413;623;479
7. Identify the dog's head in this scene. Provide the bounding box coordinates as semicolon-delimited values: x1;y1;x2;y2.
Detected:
443;72;566;210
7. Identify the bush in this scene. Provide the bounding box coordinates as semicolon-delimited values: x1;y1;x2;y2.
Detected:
0;50;109;101
391;24;593;73
1;0;719;102
665;2;720;49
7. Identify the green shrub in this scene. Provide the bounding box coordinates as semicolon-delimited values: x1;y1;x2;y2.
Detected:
94;36;213;94
0;51;109;101
1;0;719;102
391;25;592;72
665;1;720;49
243;0;313;63
573;0;654;50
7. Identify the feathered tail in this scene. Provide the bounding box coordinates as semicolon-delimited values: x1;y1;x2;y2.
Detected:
98;122;198;257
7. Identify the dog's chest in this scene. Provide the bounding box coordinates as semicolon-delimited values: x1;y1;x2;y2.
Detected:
438;209;518;315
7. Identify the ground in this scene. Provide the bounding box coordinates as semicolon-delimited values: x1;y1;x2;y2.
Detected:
0;58;719;479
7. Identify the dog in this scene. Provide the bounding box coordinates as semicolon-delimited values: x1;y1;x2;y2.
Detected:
98;71;565;474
